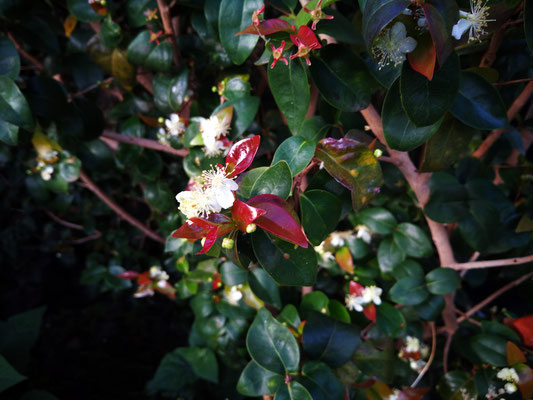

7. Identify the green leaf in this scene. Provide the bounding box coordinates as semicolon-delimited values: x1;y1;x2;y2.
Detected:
377;237;406;273
357;207;397;235
0;120;18;145
152;70;188;113
391;259;424;280
353;342;395;382
0;76;34;131
145;41;174;72
309;45;375;112
275;381;313;400
437;371;477;400
0;354;26;393
368;303;406;339
294;0;338;27
400;52;460;126
220;261;248;286
237;360;284;396
58;157;81;182
419;115;477;172
392;223;433;258
250;161;292;199
425;268;460;295
268;58;309;134
268;0;297;13
458;200;499;251
176;347;218;383
389;277;429;306
298;116;330;143
101;17;122;48
316;9;364;46
383;79;443;151
67;0;104;22
249;268;282;309
300;361;345;400
420;0;457;65
247;308;300;374
450;71;509;130
300;291;330;319
212;96;260;136
239;167;268;198
481;321;520;343
126;0;157;28
272;137;315;176
425;172;469;223
0;35;20;79
277;305;301;330
252;230;317;286
218;0;261;65
146;349;197;397
413;294;445;321
300;190;342;246
144;181;175;212
362;0;410;47
470;334;508;366
302;312;360;368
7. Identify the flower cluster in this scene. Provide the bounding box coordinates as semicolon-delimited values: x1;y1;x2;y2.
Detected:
345;281;382;322
225;284;243;305
372;21;417;69
118;266;176;300
398;336;430;372
452;0;494;42
37;149;59;181
497;367;519;394
157;113;186;146
199;108;232;157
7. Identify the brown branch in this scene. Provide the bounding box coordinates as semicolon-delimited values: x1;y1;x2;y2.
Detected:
480;18;523;68
46;210;85;230
68;77;114;100
7;32;44;70
411;322;436;387
472;81;533;159
447;254;533;270
101;130;189;157
493;77;533;86
79;170;165;244
443;332;452;373
156;0;180;66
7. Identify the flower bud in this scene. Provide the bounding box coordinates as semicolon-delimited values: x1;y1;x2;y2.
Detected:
246;223;257;233
374;149;383;158
158;117;164;124
222;238;235;249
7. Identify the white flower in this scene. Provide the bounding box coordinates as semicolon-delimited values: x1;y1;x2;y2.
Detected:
175;188;214;219
149;266;169;281
345;294;365;312
202;133;228;157
202;165;238;210
330;232;346;247
362;285;382;305
200;114;231;140
497;367;519;383
504;383;517;394
226;285;243;305
452;0;494;42
41;165;54;181
157;127;170;146
385;390;401;400
410;359;426;372
165;113;186;136
314;242;335;262
404;336;421;353
355;225;372;244
42;150;58;162
373;21;417;69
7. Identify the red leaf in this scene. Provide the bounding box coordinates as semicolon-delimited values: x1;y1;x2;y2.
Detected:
137;271;152;285
509;315;533;347
235;19;293;36
363;304;376;322
231;199;266;231
154;281;176;300
296;25;321;48
118;270;139;280
335;247;354;274
172;214;232;240
516;363;533;399
226;135;261;178
197;228;218;254
507;341;527;365
401;387;430;400
349;281;364;296
407;33;436;81
247;194;308;247
353;379;376;389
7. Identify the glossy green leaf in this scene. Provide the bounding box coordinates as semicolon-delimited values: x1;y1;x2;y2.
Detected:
327;300;351;323
302;312;360;368
275;381;313;400
153;69;189;113
353;342;395;382
470;334;508;366
268;0;297;13
0;354;26;393
377;237;406;273
127;31;173;72
239;167;268;198
368;303;406;338
126;0;157;28
67;0;104;22
177;347;218;383
272;136;315;176
268;58;309;134
101;17;122;48
144;181;175;212
425;268;460;295
481;321;520;343
252;230;317;286
437;371;477;400
400;52;460;126
425;172;469;223
249;268;282;309
219;0;261;65
383;79;443;151
220;261;248;286
450;71;509;130
146;349;197;397
58;157;81;183
310;45;374;112
316;9;364;46
393;223;433;258
300;361;344;400
389;277;429;306
357;207;397;235
213;96;260;135
237;360;283;396
0;35;20;79
300;291;330;319
413;294;445;321
250;161;292;199
0;120;18;145
420;0;457;66
0;76;34;131
300;190;342;246
247;308;300;374
362;0;410;47
392;259;424;280
458;200;499;251
298;116;330;143
277;304;301;330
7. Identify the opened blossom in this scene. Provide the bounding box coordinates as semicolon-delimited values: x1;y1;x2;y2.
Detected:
303;0;334;30
372;21;417;69
452;0;493;42
270;41;288;69
200;108;233;156
345;281;381;322
290;25;321;66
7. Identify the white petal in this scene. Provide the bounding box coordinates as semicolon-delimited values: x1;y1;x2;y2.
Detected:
390;22;407;42
171;113;180;123
398;37;417;53
452;19;472;40
216;189;235;209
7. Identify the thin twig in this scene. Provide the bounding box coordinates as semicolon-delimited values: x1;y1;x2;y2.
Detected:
472;81;533;159
411;322;436;387
68;231;102;244
7;32;44;70
79;170;165;244
480;18;523;68
493;77;533;86
447;254;533;270
443;332;452;374
46;210;85;230
101;130;189;157
156;0;180;66
68;77;114;100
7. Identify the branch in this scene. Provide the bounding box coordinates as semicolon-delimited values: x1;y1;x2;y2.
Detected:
411;322;436;387
447;254;533;270
472;81;533;159
79;170;165;244
7;32;44;70
101;130;189;157
156;0;180;66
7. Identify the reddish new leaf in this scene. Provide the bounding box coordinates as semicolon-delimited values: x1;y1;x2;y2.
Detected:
137;271;152;285
231;199;265;231
509;315;533;347
197;228;219;254
335;246;354;274
172;214;232;240
407;32;436;81
247;194;308;248
507;341;527;365
349;280;364;296
516;363;533;399
235;19;293;36
154;281;176;300
401;387;430;400
118;270;139;280
293;25;321;48
226;135;261;178
363;304;376;322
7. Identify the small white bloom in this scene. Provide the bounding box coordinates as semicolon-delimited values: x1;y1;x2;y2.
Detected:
452;0;494;42
149;266;169;281
175;188;214;218
373;21;417;69
504;383;517;394
40;165;54;181
385;389;401;400
42;150;58;162
486;385;498;399
404;336;421;353
345;294;365;312
355;225;372;244
497;367;519;383
410;359;426;372
165;113;186;136
330;232;345;247
362;285;382;305
226;285;243;305
202;134;228;157
200;114;231;140
202;165;238;210
314;242;335;262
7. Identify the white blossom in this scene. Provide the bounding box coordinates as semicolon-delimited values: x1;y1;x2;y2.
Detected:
373;22;417;69
452;0;494;42
504;383;517;394
203;133;228;157
345;294;365;312
175;188;214;219
497;367;519;383
362;285;382;305
226;285;243;305
41;165;54;181
385;390;401;400
355;224;372;244
404;336;421;353
202;165;238;210
314;241;335;262
165;113;186;136
149;266;169;281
